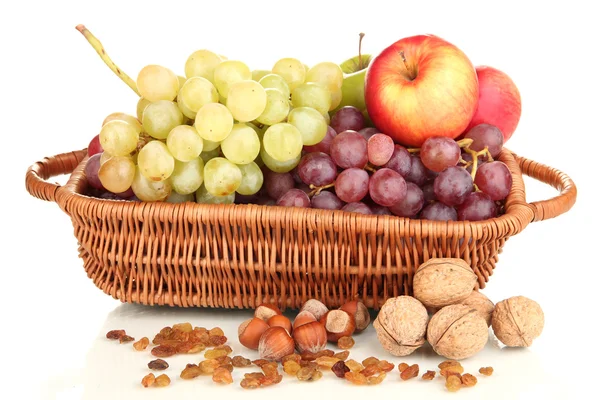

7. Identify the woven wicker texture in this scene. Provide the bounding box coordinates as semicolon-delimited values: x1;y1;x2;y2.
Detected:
26;149;576;310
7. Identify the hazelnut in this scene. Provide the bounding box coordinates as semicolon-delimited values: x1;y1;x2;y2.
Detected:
258;326;295;361
255;303;282;322
458;291;495;327
413;258;477;308
427;304;488;360
293;310;317;329
300;299;329;321
320;310;356;342
492;296;544;347
238;317;269;350
340;300;370;332
267;314;292;334
373;296;428;356
292;321;327;353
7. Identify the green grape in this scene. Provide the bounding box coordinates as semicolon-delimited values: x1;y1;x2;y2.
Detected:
306;62;344;92
136;98;151;121
102;112;142;133
166;125;203;162
256;89;289;125
291;83;331;116
260;147;300;173
142;100;183;139
166;191;195;204
330;87;343;111
137;140;175;181
262;123;303;162
100;151;113;165
200;148;220;164
272;58;305;91
194;103;233;142
221;124;260;165
185;50;222;82
170;158;204;195
201;139;220;152
237;162;263;195
225;80;267;122
259;74;291;99
131;167;172;201
252;69;271;81
137;65;179;102
177;75;187;87
98;156;136;194
203;157;242;196
99;120;140;156
213;60;251;98
177;77;219;119
195;185;235;205
287;107;328;146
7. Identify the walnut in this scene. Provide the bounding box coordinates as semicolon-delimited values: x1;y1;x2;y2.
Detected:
373;296;428;356
492;296;544;347
413;258;477;308
427;304;488;360
458;291;495;327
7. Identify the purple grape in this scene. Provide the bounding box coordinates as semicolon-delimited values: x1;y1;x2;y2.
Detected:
464;124;504;158
235;193;260;204
296;183;312;194
264;171;295;200
99;191;123;200
384;145;412;177
115;187;134;199
433;166;473;206
341;202;372;215
276;189;311;208
474;161;512;201
425;168;439;182
85;153;104;190
297;152;337;187
421;183;436;203
128;195;141;202
291;167;303;184
330;106;365;133
370;204;392;215
369;168;407;207
420;137;461;172
257;196;277;206
88;134;103;157
358;127;378;141
330;130;368;169
335;168;369;203
311;191;344;210
388;183;424;218
368;134;395;166
420;201;458;221
405;155;428;185
304;126;337;154
457;192;497;221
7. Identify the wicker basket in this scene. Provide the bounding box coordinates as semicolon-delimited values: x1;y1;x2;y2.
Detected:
25;148;576;310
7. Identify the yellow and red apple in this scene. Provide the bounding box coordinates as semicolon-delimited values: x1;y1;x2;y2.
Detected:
364;35;479;147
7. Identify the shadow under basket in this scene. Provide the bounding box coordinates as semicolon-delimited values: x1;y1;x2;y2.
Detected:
25;148;576;310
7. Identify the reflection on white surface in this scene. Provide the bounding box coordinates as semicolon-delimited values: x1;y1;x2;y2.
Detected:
40;303;570;400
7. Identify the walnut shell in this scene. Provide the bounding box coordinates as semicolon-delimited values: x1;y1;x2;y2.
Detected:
427;304;488;360
374;296;428;356
492;296;544;347
413;258;477;308
458;291;495;327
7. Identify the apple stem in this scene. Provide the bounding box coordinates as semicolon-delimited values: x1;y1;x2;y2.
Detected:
309;183;335;197
358;33;365;70
407;147;420;153
75;24;140;96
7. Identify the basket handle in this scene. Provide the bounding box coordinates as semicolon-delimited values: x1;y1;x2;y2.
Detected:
515;154;577;222
25;150;87;202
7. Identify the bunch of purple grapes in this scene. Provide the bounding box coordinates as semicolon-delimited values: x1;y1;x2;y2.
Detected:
264;106;512;222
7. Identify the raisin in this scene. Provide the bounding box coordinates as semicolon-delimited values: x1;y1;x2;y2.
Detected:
151;344;177;358
281;354;302;364
232;356;252;368
439;360;462;370
297;367;323;382
152;334;165;345
187;344;206;354
461;373;477;387
300;351;319;361
422;370;436;380
148;359;169;370
368;373;387;385
479;366;494;376
215;345;233;354
169;330;189;342
398;362;409;372
221;364;234;372
332;360;350;378
141;373;155;387
362;357;380;367
245;372;265;380
334;350;350;361
440;365;464;377
180;365;203;379
193;327;208;334
337;336;355;349
315;356;340;369
252;359;270;367
191;331;210;345
205;349;228;359
261;362;279;377
216;356;232;365
299;360;318;369
400;364;419;380
240;377;261;389
259;373;283;386
172;322;193;332
119;335;135;343
446;375;462;392
345;360;364;372
377;360;394;373
209;327;225;336
344;371;368;385
133;337;149;351
199;359;221;374
106;330;126;340
208;335;228;347
159;327;173;336
154;374;170;387
175;342;194;354
319;349;335;357
212;367;233;384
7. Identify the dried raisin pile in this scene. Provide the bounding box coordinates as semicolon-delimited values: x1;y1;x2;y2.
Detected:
332;361;350;378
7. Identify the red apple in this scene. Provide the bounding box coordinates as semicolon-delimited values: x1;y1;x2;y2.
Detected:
465;66;521;143
365;35;478;147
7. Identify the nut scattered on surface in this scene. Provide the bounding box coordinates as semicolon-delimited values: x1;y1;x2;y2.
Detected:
479;366;494;376
446;375;462;392
422;370;436;380
492;296;544;347
258;326;295;361
255;303;282;322
340;300;371;332
413;258;477;308
293;311;318;329
458;291;495;326
321;310;356;342
337;336;355;349
267;314;292;333
293;321;327;353
400;364;419;380
238;317;270;350
148;359;169;370
300;299;329;321
427;304;488;360
373;296;429;356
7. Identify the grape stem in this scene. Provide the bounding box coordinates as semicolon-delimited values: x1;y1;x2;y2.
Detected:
75;24;140;96
364;164;378;173
463;146;492;181
309;183;335;197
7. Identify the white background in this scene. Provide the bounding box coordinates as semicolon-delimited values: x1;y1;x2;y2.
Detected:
2;0;597;399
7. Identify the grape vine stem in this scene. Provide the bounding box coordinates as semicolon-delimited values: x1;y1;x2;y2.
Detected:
309;183;335;197
75;24;140;96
